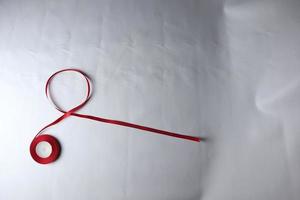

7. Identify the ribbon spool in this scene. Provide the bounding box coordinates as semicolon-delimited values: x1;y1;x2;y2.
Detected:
30;134;60;164
30;69;201;164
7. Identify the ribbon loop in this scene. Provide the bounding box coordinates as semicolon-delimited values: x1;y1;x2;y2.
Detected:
45;68;92;114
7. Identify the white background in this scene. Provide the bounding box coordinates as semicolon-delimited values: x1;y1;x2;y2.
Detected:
0;0;299;199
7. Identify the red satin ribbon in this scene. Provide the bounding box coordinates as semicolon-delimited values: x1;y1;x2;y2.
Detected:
35;68;201;141
30;134;60;164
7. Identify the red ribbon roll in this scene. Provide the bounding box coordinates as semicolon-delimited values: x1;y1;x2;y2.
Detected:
30;69;201;164
30;134;61;164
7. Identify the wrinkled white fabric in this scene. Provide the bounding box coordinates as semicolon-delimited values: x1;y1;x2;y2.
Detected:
0;0;299;199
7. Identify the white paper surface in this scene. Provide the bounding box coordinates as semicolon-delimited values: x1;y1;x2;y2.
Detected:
0;0;299;199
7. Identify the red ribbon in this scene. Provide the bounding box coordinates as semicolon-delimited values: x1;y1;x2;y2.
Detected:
30;134;60;164
31;69;201;164
39;68;201;141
